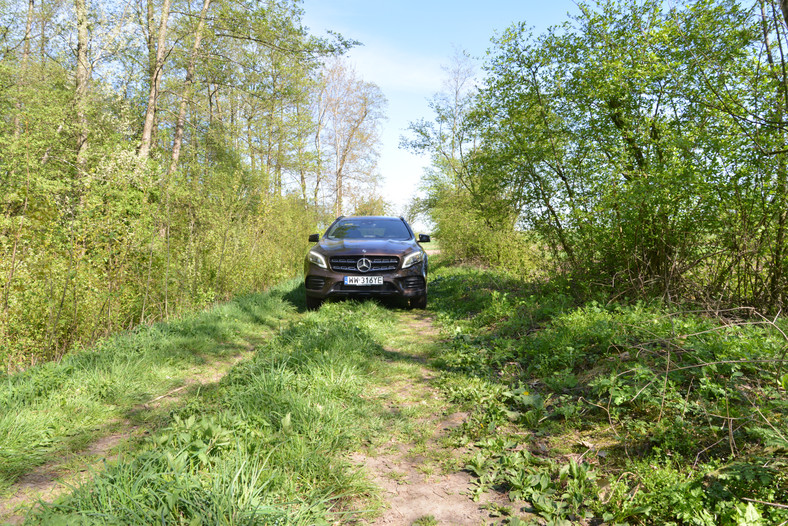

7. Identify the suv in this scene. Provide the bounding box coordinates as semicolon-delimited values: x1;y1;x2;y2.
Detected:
304;216;430;310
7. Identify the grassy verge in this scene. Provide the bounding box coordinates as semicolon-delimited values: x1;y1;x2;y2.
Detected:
1;280;299;494
426;259;788;525
6;259;788;525
4;280;440;524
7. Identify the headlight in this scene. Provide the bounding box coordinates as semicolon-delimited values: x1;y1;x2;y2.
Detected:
307;250;327;269
402;250;424;269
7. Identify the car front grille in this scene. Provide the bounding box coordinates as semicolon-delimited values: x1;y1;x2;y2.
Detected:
330;256;399;273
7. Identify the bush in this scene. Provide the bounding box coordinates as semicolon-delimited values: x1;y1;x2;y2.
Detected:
429;190;546;279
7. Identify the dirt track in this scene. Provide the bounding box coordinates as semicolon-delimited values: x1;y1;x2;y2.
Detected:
1;307;515;525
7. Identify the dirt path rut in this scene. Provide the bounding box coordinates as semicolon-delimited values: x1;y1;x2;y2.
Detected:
353;311;510;525
2;310;510;525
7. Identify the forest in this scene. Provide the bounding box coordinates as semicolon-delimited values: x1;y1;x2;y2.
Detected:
1;0;388;367
409;0;788;315
4;0;788;366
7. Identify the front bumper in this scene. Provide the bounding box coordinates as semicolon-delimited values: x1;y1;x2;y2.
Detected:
304;265;427;300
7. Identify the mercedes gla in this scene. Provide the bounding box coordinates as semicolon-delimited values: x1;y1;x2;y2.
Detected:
304;216;430;310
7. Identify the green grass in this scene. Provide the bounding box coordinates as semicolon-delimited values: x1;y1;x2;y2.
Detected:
0;280;300;494
4;281;443;524
412;515;438;526
426;260;788;525
5;259;788;525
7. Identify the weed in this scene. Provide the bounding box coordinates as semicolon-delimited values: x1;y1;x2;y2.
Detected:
0;280;301;493
5;262;788;525
427;264;788;525
412;515;438;526
385;470;408;484
483;502;513;517
10;286;431;523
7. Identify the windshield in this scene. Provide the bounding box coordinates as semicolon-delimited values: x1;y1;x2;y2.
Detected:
326;218;412;241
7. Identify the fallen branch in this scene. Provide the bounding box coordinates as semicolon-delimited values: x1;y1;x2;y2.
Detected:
742;498;788;510
146;385;188;404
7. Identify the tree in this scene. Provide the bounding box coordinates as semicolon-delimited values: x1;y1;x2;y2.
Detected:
316;57;386;216
404;49;528;262
168;0;211;176
74;0;89;172
409;0;788;309
138;0;171;158
0;0;357;366
403;48;477;192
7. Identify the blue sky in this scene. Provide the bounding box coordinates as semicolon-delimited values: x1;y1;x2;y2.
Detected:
301;1;581;217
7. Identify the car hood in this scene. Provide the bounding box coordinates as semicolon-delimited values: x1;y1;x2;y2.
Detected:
317;238;419;256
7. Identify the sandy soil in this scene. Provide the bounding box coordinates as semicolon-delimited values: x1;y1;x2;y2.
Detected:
349;311;514;525
352;424;511;525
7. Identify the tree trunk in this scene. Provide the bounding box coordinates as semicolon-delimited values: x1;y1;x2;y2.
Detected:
13;0;34;138
314;88;327;207
22;1;33;68
39;1;47;62
334;103;369;216
335;169;343;216
74;0;89;174
770;159;787;307
246;114;256;172
138;0;172;158
297;101;308;205
4;0;36;311
761;0;788;308
146;0;157;83
3;168;29;312
169;0;211;176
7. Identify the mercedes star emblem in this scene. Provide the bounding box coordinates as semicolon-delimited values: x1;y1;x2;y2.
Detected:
356;257;372;273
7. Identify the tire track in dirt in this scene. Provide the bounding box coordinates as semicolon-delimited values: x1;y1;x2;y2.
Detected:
4;308;512;525
0;349;255;525
353;311;510;525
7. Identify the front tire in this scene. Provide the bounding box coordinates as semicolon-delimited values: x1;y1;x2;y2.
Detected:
306;295;323;311
409;294;427;310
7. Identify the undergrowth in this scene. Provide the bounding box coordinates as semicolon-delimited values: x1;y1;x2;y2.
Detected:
428;261;788;525
0;280;297;494
4;261;788;525
2;281;413;524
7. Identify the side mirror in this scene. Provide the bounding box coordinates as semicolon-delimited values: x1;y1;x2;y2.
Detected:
418;234;431;243
308;233;320;243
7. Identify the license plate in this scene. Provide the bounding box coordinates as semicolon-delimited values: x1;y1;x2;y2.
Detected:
344;276;383;286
